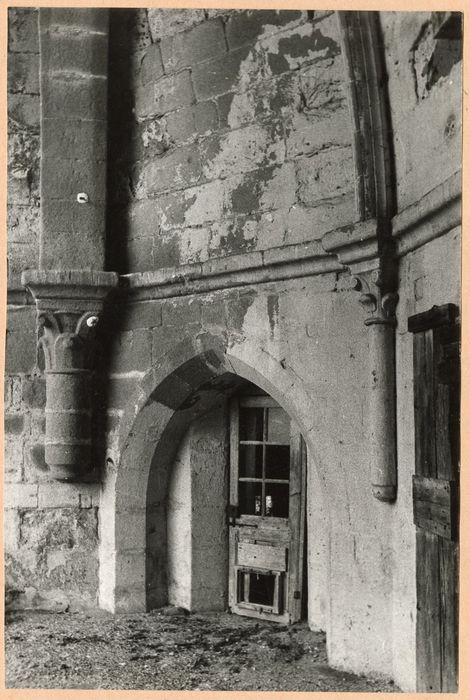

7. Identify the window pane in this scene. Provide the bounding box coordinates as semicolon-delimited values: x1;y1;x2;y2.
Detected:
239;481;263;516
239;407;264;442
267;407;290;443
265;482;289;518
239;444;263;478
265;445;290;480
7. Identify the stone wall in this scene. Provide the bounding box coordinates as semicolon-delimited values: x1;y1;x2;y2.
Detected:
168;408;228;611
107;9;355;273
7;8;40;289
5;302;101;611
4;7;462;692
380;11;461;210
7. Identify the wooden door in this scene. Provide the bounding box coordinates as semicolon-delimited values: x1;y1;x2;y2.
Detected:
228;396;306;624
408;304;460;692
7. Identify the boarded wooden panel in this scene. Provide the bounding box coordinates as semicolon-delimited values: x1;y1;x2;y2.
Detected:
410;309;460;693
440;538;459;692
288;429;306;623
413;332;436;478
412;474;458;539
236;541;287;571
416;530;442;693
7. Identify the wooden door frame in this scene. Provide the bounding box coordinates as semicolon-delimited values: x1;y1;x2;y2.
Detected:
228;396;307;623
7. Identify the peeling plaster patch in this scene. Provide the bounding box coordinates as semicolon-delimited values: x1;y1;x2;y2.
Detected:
412;19;462;100
210;215;258;256
178;226;211;263
200;123;285;181
140;118;171;153
183;180;225;227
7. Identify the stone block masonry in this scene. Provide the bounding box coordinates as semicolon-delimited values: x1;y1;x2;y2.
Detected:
107;9;356;274
7;8;40;288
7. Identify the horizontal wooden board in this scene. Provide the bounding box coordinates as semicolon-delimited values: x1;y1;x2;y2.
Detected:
408;304;459;333
413;475;455;506
413;476;458;540
237;541;287;571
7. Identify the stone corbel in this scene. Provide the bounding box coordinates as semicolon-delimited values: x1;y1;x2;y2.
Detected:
323;222;398;501
21;270;118;481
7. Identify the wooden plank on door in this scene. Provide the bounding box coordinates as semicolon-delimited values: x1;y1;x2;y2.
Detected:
416;530;441;693
413;332;436;478
440;538;459;692
288;430;306;623
237;541;287;571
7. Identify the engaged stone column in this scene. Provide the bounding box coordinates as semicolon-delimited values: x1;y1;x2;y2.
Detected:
22;8;118;480
353;270;398;501
22;271;118;480
323;221;398;502
39;8;109;268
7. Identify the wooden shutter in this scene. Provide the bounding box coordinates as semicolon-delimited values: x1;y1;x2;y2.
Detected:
408;303;460;692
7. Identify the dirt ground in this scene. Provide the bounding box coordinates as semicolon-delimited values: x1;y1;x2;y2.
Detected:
5;608;398;691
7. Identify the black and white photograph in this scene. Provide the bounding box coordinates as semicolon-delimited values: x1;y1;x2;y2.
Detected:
4;3;463;693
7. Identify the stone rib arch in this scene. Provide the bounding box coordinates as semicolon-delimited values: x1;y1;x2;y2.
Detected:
100;332;334;614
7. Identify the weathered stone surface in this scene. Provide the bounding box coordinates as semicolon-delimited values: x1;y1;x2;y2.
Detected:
118;301;163;331
109;330;153;374
160;19;227;73
6;508;99;611
147;8;205;40
8;94;40;128
165;100;219;146
42;117;107;162
136;70;194;119
162;298;202;327
41;77;107;121
22;376;46;409
200;122;285;181
295;147;355;206
5;413;25;435
5;436;25;483
4;510;20;553
4;483;38;509
8;8;39;53
5;331;37;374
8;52;40;94
225;10;305;50
107;377;139;410
7;204;40;243
38;483;99;509
140;42;165;85
140;143;202;195
41;157;107;203
192;46;250;100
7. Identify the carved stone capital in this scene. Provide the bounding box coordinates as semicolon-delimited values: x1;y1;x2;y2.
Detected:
352;269;398;326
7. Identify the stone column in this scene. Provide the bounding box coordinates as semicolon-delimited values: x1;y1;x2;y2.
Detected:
323;221;398;501
22;271;117;481
38;8;109;269
22;8;118;480
354;269;398;501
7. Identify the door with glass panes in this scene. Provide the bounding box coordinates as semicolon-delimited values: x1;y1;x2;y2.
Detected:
228;396;306;623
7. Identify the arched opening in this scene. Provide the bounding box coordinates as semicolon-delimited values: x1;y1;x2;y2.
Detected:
104;334;330;632
164;378;308;623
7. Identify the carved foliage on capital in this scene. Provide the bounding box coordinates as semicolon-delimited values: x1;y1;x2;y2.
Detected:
38;310;100;371
352;270;398;326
